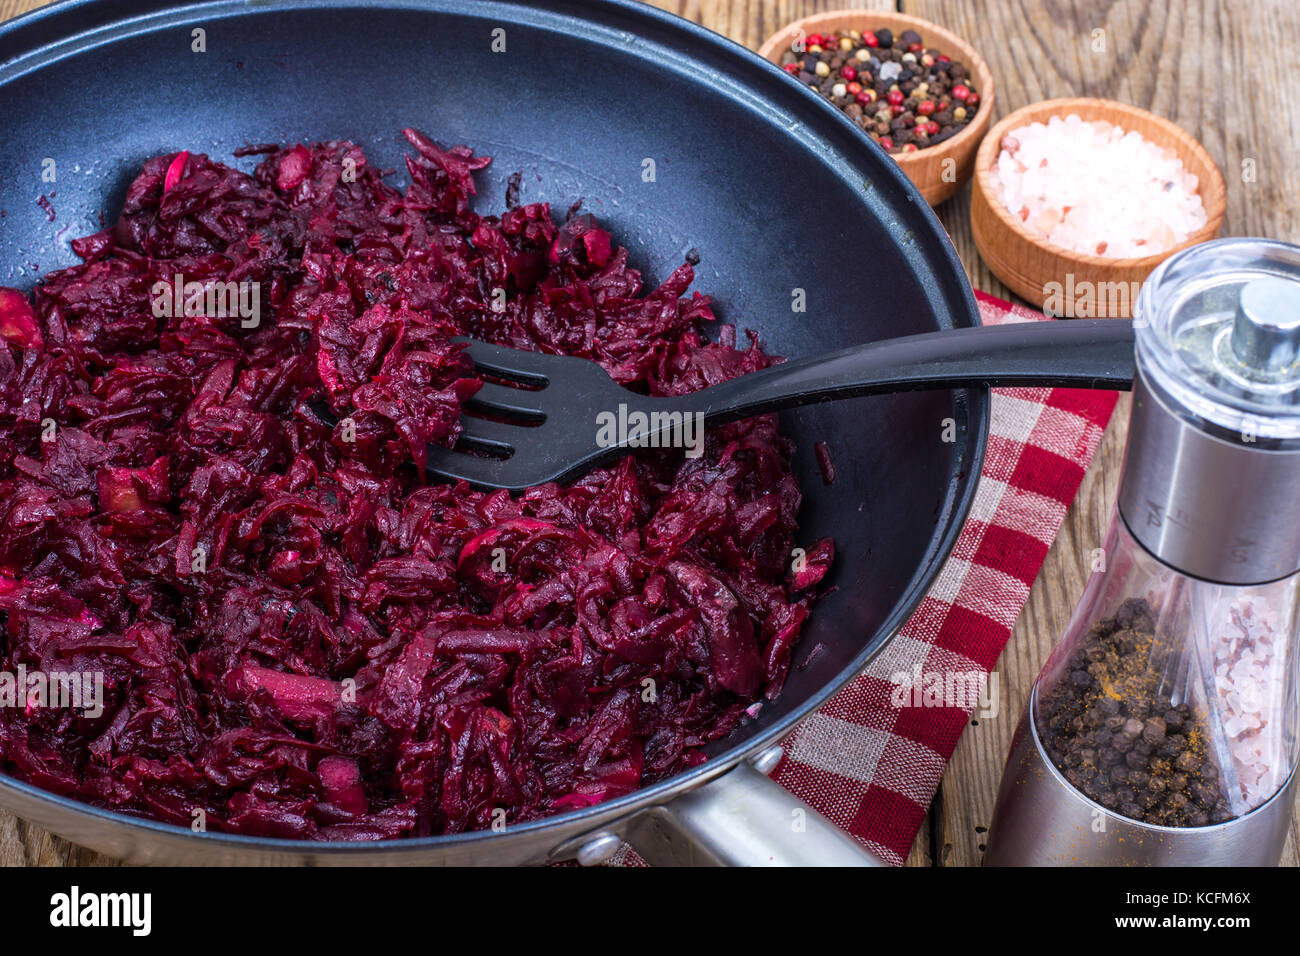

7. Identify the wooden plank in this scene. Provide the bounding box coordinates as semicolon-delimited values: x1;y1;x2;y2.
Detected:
0;0;45;22
911;0;1300;245
645;0;897;49
1;0;1295;868
909;0;1300;867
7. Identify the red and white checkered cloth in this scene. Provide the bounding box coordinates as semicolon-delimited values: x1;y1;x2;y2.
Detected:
768;291;1120;864
612;291;1120;866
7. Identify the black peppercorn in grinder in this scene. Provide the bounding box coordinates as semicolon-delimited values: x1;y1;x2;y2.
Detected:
986;238;1300;866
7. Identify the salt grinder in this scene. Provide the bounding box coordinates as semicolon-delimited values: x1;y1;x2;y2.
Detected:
986;238;1300;865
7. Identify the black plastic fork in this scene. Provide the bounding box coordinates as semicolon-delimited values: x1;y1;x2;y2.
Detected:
424;319;1135;491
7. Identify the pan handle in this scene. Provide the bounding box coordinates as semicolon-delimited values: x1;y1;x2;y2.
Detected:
613;748;888;866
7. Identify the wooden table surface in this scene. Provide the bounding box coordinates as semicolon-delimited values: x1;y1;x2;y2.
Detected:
1;0;1297;866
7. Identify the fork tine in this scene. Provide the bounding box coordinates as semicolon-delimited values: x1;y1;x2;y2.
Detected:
466;381;546;419
456;339;553;383
425;444;537;492
456;415;526;453
432;339;627;491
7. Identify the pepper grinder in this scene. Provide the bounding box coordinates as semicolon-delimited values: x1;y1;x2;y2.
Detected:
986;238;1300;866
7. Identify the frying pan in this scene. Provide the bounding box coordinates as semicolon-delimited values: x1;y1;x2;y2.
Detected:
0;0;988;865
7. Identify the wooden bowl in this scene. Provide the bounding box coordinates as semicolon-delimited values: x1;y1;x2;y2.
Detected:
970;98;1226;318
758;9;995;206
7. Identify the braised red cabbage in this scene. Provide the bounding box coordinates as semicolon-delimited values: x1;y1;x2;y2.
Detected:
0;130;832;839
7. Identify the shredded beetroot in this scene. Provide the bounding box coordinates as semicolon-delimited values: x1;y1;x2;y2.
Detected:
0;129;831;839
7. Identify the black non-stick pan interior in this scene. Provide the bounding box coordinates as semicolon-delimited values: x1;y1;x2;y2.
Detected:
0;0;985;834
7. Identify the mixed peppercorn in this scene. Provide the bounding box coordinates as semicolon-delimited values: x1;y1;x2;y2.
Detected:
780;27;981;155
1035;599;1235;828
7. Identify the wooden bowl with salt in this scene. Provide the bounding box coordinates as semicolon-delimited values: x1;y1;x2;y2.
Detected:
757;10;995;207
970;98;1226;318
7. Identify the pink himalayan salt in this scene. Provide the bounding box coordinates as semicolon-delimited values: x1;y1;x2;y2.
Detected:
1207;595;1293;813
992;113;1206;258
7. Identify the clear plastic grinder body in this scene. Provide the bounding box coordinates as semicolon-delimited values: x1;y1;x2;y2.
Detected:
987;239;1300;866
